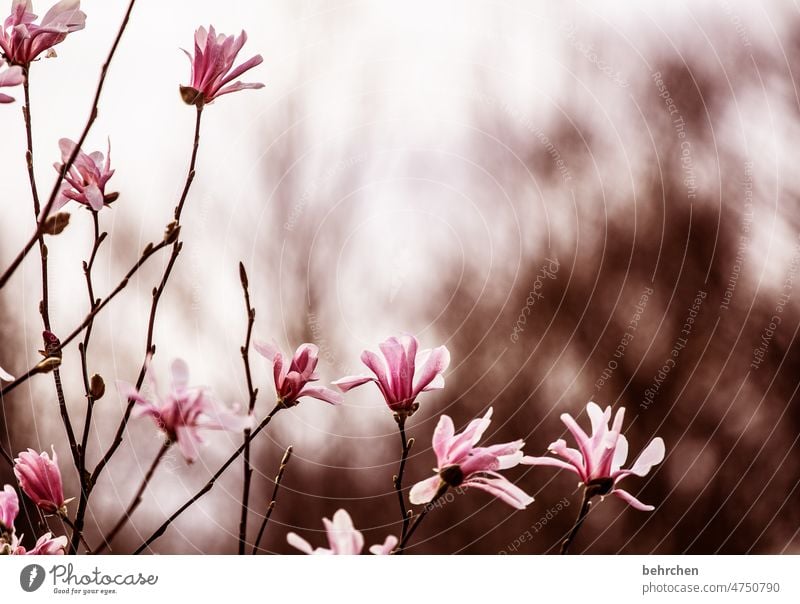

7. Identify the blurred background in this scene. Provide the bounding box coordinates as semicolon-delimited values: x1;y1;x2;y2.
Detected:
1;0;799;554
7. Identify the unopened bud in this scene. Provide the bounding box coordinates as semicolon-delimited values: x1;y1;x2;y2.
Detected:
42;212;70;236
89;374;106;400
164;221;181;244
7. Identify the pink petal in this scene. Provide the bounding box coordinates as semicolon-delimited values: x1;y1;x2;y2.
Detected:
331;375;374;392
170;358;190;393
408;475;442;505
412;345;450;397
432;414;455;463
465;475;534;510
297;386;343;405
253;338;280;362
286;532;315;554
628;437;665;477
369;535;398;555
521;454;583;475
0;364;14;381
612;488;655;511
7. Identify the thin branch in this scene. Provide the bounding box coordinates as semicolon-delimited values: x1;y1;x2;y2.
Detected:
237;262;258;554
394;482;449;554
58;513;94;554
392;414;414;548
95;440;172;553
90;106;203;488
70;211;106;553
0;236;172;400
251;445;293;555
0;0;138;290
133;403;283;554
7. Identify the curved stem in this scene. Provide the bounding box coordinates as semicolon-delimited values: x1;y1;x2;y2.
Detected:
395;482;448;554
251;445;293;555
133;403;282;554
560;487;595;555
96;440;172;553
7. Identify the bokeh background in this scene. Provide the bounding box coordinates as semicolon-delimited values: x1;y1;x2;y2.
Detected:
1;0;799;554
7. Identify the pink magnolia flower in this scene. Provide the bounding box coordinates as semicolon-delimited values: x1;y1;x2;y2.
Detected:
0;362;13;381
254;341;342;408
13;447;66;514
0;484;18;531
53;138;115;212
287;509;398;555
12;532;67;554
409;408;534;510
0;0;86;66
333;335;450;416
119;358;254;463
0;63;22;102
180;25;263;107
522;401;665;511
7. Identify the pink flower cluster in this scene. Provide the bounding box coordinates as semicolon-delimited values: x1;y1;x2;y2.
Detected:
0;447;70;555
0;0;85;66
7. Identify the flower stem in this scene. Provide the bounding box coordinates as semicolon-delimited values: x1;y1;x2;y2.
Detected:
560;487;596;555
95;440;172;553
392;415;414;548
238;262;258;554
133;403;283;554
59;513;94;554
394;482;449;554
0;0;137;290
251;445;293;554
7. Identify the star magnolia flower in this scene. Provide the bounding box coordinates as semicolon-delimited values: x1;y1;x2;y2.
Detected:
333;335;450;417
522;401;665;511
254;341;342;407
287;509;398;555
0;484;18;532
119;359;254;463
409;408;534;510
53;137;115;212
13;447;66;514
0;0;86;66
180;25;263;107
0;63;22;102
11;532;67;554
0;362;13;381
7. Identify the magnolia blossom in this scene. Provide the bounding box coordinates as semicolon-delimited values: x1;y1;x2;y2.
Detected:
119;359;254;463
254;341;342;407
0;63;22;102
287;509;397;555
13;447;66;514
333;335;450;416
0;362;13;381
0;484;18;531
409;408;533;510
12;532;67;555
0;0;86;66
522;401;665;511
180;25;263;106
53;138;115;211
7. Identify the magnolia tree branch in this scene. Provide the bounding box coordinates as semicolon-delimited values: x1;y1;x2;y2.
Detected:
90;106;203;490
394;482;449;554
252;445;293;555
238;262;259;554
0;0;138;290
134;403;283;555
560;486;597;555
393;414;414;547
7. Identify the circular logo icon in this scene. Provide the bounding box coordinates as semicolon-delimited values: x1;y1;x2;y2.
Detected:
20;564;45;592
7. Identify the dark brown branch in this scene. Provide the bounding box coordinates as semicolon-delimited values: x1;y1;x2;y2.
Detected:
133;403;283;554
392;414;414;548
237;262;259;554
560;486;596;555
0;0;138;290
95;440;172;553
394;482;448;554
251;445;293;555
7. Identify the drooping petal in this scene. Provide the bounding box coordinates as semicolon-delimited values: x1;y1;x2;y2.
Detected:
612;488;655;511
369;535;398;555
297;386;343;405
625;437;665;478
520;455;582;475
331;374;374;392
465;475;534;510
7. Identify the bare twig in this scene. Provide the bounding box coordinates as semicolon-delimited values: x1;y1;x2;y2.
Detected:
95;440;172;553
133;403;283;554
252;446;293;555
237;262;259;554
